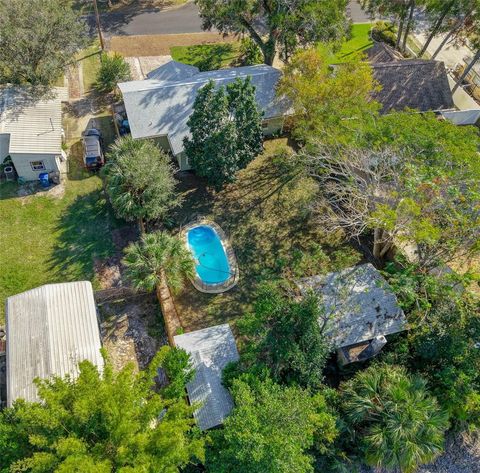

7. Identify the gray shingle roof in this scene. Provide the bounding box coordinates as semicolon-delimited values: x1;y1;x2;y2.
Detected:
118;62;290;156
0;87;68;155
371;59;455;113
297;264;406;349
367;42;403;64
174;324;239;430
6;281;104;406
146;60;199;81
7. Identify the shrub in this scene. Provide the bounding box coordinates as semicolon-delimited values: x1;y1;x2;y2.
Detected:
239;37;262;66
95;52;131;94
371;21;396;47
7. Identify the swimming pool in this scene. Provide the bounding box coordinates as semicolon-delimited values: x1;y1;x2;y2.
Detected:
185;222;239;293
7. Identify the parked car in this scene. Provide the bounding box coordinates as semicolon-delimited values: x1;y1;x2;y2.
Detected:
82;128;104;170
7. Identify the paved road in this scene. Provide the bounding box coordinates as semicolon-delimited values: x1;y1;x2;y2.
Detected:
90;0;370;37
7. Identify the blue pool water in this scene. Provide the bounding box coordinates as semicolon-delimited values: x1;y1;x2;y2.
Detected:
187;225;231;284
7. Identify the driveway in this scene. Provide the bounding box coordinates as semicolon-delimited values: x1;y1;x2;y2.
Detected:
88;0;369;37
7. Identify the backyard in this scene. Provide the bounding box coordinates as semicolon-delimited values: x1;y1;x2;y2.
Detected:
330;23;373;63
170;139;361;333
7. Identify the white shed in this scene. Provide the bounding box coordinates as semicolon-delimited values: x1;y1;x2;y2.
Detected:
174;324;239;430
0;86;68;181
5;281;104;406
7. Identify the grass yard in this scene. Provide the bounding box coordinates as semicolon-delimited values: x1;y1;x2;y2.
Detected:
331;23;374;63
170;42;242;71
171;139;361;335
0;173;119;324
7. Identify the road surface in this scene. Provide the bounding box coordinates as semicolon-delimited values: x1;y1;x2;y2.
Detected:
90;0;370;37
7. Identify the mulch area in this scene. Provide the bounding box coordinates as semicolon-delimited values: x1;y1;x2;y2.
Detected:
108;32;237;56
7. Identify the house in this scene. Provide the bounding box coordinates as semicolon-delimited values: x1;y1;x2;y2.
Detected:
0;86;68;181
297;263;407;365
367;42;455;114
174;324;239;430
5;281;104;406
118;61;290;171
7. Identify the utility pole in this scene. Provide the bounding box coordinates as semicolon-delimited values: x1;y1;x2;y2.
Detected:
93;0;105;51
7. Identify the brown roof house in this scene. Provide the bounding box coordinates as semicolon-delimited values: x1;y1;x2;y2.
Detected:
367;42;455;114
297;263;407;365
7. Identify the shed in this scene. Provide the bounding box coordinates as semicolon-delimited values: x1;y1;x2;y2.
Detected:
5;281;104;406
118;62;291;170
174;324;239;430
0;86;68;181
298;264;407;364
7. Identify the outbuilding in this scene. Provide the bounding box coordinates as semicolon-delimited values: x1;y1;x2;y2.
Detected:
0;86;68;181
5;281;104;406
174;324;239;430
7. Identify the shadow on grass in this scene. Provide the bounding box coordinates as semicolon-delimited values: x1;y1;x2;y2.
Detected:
173;43;237;71
49;188;117;281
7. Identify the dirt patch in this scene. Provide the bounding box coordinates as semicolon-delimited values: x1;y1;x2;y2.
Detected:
98;292;166;372
109;32;237;56
17;181;66;201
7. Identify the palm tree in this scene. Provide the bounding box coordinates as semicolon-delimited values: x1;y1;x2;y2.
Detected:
123;231;195;344
104;136;180;235
341;364;449;473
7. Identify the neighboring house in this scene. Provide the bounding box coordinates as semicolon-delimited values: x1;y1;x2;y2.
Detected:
174;324;239;430
5;281;104;406
297;263;407;365
0;86;68;181
367;42;455;114
118;61;290;171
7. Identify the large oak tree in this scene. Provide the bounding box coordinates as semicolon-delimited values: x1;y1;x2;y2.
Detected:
194;0;349;65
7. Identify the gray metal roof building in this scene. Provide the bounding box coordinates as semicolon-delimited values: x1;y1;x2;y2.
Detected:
5;281;104;406
118;62;291;157
174;324;239;431
298;264;406;349
0;86;67;156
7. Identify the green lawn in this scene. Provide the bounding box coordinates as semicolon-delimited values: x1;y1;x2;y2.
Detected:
170;42;242;71
331;23;374;63
0;156;120;324
79;43;102;93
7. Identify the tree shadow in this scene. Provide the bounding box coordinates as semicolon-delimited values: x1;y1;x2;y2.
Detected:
178;43;236;71
48;188;117;281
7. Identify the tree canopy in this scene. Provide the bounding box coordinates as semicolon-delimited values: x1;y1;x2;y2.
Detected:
0;0;87;87
195;0;349;65
122;231;195;293
184;78;263;189
341;363;449;473
237;283;331;389
278;47;380;144
206;376;338;473
0;349;204;473
104;137;181;232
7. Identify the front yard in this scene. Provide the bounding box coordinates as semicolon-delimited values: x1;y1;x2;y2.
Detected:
170;139;361;333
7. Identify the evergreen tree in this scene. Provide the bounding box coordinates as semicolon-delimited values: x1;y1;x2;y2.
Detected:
184;78;264;189
0;350;204;473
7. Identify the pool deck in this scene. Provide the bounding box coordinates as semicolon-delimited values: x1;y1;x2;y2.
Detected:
181;218;239;294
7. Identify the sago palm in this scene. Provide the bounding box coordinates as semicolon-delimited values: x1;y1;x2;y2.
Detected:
122;231;195;292
341;363;449;473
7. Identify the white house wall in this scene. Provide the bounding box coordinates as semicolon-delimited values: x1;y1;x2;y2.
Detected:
10;153;60;181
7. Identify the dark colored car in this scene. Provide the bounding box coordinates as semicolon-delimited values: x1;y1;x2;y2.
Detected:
82;128;105;170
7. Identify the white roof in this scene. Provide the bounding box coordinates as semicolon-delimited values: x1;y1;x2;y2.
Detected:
0;86;67;156
118;62;291;156
174;324;239;430
298;264;406;349
146;60;199;81
6;281;104;406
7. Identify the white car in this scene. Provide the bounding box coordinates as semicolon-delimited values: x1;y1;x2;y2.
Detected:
82;128;105;170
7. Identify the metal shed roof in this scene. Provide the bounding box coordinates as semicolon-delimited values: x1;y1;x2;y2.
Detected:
174;324;239;430
298;264;406;349
0;86;67;155
6;281;104;406
118;62;291;156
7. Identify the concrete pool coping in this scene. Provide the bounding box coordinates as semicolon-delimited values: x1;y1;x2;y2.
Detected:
181;218;239;294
